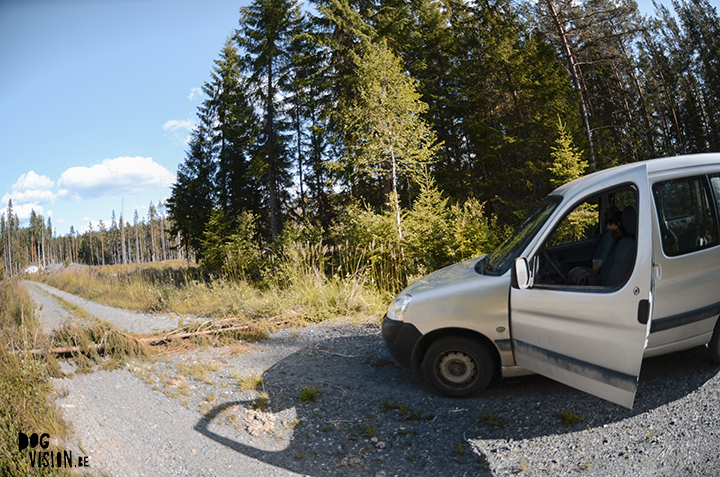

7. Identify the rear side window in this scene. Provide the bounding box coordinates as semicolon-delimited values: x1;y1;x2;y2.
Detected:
653;176;720;256
711;175;720;215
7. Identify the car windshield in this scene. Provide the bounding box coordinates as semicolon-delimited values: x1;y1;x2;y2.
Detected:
484;195;562;275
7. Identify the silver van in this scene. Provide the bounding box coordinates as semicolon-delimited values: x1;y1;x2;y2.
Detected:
382;153;720;408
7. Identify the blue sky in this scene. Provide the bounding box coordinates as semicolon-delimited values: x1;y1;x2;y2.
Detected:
1;0;667;236
0;0;250;235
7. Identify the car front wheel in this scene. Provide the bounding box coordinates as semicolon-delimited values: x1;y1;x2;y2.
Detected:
423;336;495;398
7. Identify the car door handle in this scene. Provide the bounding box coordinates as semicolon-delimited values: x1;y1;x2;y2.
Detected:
638;299;650;325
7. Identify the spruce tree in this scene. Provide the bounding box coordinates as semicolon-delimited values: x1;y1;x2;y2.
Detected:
167;126;217;260
549;116;588;186
237;0;302;240
202;38;259;220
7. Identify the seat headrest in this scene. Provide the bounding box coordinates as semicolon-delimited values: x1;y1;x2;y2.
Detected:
604;205;620;222
621;206;637;235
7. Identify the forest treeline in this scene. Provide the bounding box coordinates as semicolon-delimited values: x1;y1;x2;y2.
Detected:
2;0;719;293
1;200;182;278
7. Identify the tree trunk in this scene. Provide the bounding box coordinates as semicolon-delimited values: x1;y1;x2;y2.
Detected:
545;0;596;168
390;148;402;242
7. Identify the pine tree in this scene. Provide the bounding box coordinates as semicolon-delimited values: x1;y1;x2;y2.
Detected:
287;12;336;227
110;211;119;264
674;0;720;151
203;39;259;220
5;200;14;275
532;0;642;168
148;202;158;262
98;219;106;265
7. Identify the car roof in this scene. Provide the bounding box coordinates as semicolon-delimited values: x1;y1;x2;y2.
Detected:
552;153;720;199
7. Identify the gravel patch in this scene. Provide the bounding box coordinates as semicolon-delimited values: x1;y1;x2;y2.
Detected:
25;281;180;333
27;282;720;476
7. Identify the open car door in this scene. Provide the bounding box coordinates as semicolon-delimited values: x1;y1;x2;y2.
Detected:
510;164;653;408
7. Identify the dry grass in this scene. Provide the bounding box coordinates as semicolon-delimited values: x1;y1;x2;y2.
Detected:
239;372;264;391
31;258;387;327
176;360;220;384
49;320;154;374
0;280;70;476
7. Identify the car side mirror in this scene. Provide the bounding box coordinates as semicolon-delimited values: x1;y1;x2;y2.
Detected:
512;257;532;289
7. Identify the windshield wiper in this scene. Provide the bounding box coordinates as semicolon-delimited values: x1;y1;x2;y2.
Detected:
474;255;488;274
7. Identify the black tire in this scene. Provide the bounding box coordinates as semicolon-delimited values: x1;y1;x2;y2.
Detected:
708;317;720;365
423;336;495;398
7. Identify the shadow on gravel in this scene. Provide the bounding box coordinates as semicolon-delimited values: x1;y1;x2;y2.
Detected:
195;332;720;476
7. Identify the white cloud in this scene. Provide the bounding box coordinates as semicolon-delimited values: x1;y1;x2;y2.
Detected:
2;203;44;222
2;188;56;205
1;171;57;220
162;119;195;132
188;87;203;101
13;171;54;192
57;156;175;200
163;119;195;146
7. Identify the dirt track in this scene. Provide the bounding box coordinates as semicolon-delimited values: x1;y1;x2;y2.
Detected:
25;280;720;477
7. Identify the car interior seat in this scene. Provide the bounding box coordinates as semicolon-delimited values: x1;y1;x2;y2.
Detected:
600;206;637;287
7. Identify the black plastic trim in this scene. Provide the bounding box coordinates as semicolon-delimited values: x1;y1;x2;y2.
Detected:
513;339;637;393
650;301;720;333
494;339;513;352
638;299;650;325
381;315;423;371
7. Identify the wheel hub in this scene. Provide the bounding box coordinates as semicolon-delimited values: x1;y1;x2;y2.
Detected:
438;351;476;385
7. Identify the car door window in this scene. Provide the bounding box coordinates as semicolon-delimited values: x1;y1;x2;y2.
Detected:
653;176;719;257
536;186;637;288
710;175;720;217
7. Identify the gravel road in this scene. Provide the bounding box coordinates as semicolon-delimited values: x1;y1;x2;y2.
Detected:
24;281;720;476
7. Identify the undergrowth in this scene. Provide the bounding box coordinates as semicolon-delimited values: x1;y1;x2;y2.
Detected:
32;255;388;325
0;280;69;476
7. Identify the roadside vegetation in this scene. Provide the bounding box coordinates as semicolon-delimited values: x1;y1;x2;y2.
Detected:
0;280;69;476
32;251;388;325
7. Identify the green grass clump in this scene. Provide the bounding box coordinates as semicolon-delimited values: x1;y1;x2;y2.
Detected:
382;400;425;420
559;411;584;427
362;424;376;438
297;387;321;403
481;412;507;429
252;392;270;411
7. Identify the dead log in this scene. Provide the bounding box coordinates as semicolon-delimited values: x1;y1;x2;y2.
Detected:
16;317;292;355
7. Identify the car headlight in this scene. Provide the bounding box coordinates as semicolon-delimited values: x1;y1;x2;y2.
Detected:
387;294;412;321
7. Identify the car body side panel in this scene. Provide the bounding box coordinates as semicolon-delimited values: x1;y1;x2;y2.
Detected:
400;257;514;367
648;207;720;351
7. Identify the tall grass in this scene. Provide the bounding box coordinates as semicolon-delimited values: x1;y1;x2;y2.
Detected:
33;254;388;325
0;280;69;476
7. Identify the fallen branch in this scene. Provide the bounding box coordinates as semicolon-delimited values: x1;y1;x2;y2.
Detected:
20;343;105;356
138;322;270;345
16;316;296;355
